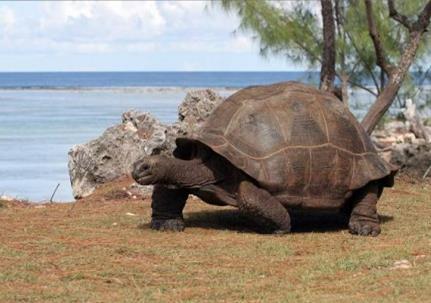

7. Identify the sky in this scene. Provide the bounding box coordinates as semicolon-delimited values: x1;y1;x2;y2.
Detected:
0;1;305;72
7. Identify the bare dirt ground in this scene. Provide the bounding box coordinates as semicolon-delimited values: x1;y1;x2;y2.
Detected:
0;177;430;303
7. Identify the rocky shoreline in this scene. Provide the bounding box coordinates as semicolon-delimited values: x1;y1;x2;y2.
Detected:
65;89;431;200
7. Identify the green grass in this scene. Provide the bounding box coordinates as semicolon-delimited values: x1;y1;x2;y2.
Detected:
0;179;430;302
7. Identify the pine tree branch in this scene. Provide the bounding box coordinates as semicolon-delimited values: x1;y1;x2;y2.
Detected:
347;80;378;96
364;0;394;76
387;0;412;30
413;0;431;31
361;1;431;134
344;29;381;94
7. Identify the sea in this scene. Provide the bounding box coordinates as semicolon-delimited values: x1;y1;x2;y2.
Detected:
0;71;426;202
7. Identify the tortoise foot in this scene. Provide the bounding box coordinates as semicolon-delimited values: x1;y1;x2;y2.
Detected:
348;218;380;237
151;218;185;232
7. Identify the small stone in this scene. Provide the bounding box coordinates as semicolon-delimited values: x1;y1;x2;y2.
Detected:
390;259;412;270
0;195;14;201
112;222;118;226
128;182;153;197
105;277;123;285
125;212;137;216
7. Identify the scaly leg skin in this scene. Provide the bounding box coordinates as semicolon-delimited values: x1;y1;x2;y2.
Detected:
348;182;381;237
238;181;291;235
150;185;188;232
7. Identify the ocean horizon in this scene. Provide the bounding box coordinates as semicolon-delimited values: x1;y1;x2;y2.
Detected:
0;71;321;90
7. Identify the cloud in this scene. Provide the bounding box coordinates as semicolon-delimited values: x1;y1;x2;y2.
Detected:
39;1;166;42
0;1;256;56
0;6;15;34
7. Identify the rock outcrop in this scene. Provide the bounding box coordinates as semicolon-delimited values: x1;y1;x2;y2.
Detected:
390;143;431;178
68;111;167;198
178;89;225;133
68;89;224;199
373;121;431;178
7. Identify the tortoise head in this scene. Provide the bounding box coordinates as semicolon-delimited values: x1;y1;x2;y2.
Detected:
132;155;168;185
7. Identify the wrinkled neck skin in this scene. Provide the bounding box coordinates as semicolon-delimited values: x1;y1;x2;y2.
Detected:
160;155;225;189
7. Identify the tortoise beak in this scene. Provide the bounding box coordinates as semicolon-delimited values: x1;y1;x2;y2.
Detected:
132;159;152;184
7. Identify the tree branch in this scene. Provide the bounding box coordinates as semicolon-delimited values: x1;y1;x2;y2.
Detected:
344;29;381;94
413;0;431;30
348;79;378;96
364;0;393;76
294;40;323;66
388;0;412;30
362;0;431;134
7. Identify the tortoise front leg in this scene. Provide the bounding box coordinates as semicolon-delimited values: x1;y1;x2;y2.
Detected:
348;182;381;237
150;185;189;232
238;181;291;234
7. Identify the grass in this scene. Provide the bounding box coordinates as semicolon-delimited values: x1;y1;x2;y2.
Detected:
0;178;430;302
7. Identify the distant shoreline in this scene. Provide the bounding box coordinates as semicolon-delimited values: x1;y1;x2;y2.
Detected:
0;86;240;93
1;84;430;94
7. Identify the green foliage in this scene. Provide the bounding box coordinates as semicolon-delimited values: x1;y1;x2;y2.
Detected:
216;0;323;68
214;0;431;100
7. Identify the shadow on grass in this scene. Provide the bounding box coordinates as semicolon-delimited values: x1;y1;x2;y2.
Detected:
185;208;394;234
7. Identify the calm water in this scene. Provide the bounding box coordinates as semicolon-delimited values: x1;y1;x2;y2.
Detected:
0;71;319;89
0;72;319;202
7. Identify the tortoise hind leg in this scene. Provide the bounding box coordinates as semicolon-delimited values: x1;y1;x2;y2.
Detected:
238;181;291;234
348;181;381;237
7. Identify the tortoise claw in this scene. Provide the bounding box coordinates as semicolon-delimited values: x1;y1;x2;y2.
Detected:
348;219;380;237
151;218;185;232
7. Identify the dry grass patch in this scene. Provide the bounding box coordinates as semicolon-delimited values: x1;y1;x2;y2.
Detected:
0;178;430;302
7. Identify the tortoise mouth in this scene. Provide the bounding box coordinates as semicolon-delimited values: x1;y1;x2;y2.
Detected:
135;175;153;185
132;161;152;184
133;169;155;185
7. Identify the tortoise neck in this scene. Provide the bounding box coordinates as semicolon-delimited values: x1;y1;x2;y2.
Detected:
163;157;220;188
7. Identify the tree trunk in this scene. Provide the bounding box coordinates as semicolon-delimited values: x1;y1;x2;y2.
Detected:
361;31;423;134
361;0;431;134
320;0;336;92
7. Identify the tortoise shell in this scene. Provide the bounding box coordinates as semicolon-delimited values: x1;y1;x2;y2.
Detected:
177;82;396;203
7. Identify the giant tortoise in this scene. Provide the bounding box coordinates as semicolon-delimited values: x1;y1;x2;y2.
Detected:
132;81;396;236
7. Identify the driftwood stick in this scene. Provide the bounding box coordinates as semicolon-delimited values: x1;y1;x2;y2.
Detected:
403;99;430;143
50;183;60;203
423;165;431;180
